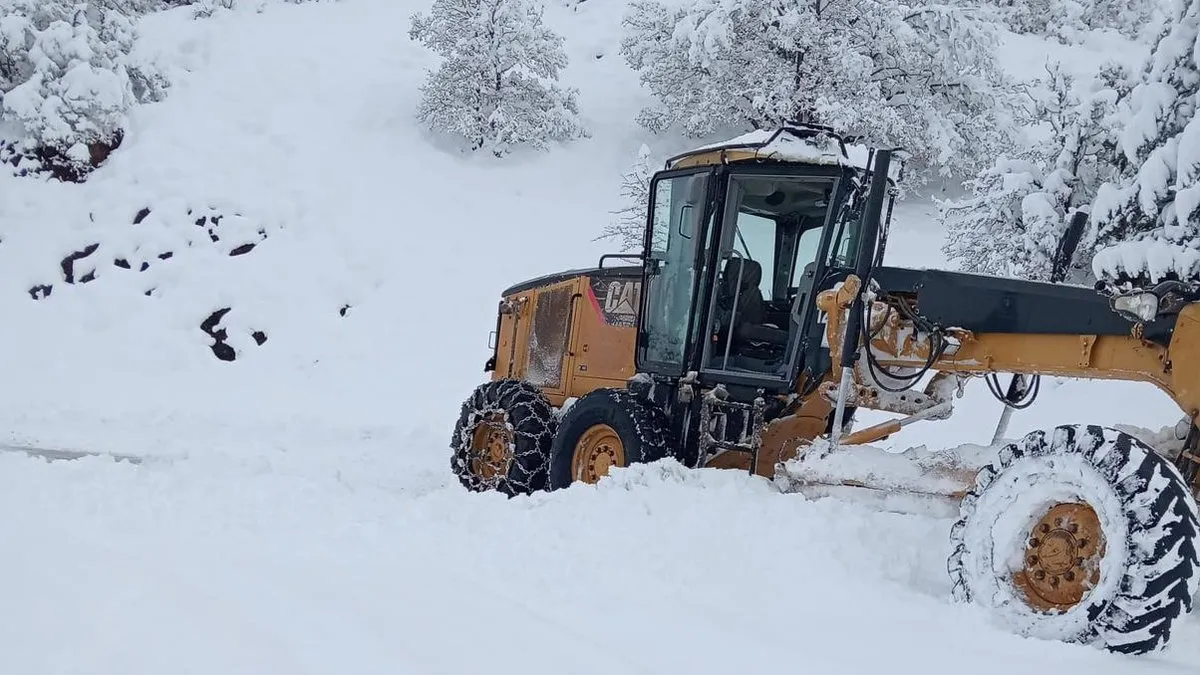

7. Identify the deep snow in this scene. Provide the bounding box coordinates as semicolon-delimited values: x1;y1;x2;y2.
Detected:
0;0;1195;672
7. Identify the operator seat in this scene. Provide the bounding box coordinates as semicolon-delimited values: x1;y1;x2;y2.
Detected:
719;258;767;328
712;258;789;369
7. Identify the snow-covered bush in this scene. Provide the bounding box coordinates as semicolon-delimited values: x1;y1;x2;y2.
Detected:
1087;0;1200;281
619;0;1018;184
408;0;587;157
190;0;333;16
942;63;1130;282
99;0;195;13
597;144;654;251
987;0;1085;39
0;0;149;181
985;0;1158;42
1082;0;1160;39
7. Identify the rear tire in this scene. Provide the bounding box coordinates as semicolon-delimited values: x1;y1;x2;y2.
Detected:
449;379;556;496
548;388;674;489
948;424;1199;655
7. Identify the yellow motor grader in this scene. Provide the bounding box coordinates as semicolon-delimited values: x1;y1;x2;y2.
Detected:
449;125;1200;655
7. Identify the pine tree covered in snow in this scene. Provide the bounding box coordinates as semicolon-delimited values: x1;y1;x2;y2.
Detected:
0;0;152;180
409;0;586;157
942;62;1130;282
619;0;1017;183
598;144;654;251
1087;0;1200;282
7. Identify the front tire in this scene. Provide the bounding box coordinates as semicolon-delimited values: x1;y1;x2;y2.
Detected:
548;388;674;489
948;424;1199;655
449;379;556;496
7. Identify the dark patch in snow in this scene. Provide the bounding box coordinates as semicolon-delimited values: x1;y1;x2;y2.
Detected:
60;244;100;284
200;307;268;361
2;131;124;184
0;138;41;177
339;304;351;317
36;204;271;299
201;307;237;362
27;284;52;300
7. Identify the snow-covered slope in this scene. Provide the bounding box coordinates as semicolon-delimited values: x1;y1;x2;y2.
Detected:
0;0;1194;671
0;0;660;450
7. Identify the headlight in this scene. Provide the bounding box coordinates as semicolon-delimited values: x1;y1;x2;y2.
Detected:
1112;291;1160;322
1175;416;1192;441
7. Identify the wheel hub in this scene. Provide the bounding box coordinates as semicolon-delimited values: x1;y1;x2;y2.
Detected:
469;411;514;481
1014;502;1106;612
572;424;626;484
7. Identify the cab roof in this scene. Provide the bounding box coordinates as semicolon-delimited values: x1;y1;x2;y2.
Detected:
664;125;904;183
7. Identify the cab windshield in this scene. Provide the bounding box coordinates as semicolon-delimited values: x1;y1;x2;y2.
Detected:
702;173;844;379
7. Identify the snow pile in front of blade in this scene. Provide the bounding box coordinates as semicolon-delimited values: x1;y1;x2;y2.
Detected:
776;440;998;495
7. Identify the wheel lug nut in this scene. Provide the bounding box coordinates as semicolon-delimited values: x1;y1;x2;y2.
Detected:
1068;522;1079;533
1034;570;1046;581
1064;571;1075;582
1050;576;1060;587
1040;524;1051;533
1029;537;1040;548
1078;539;1088;548
1028;555;1039;565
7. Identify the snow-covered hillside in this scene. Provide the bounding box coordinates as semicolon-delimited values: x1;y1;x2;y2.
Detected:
0;0;1195;671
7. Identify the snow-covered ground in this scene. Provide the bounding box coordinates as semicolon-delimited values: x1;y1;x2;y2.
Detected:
0;0;1195;672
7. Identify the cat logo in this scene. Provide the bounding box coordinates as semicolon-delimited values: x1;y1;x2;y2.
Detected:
604;281;639;316
589;277;641;327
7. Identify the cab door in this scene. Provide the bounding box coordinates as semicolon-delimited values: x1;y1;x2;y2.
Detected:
635;168;718;376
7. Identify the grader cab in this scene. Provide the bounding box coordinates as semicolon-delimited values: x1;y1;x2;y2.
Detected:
449;125;1199;655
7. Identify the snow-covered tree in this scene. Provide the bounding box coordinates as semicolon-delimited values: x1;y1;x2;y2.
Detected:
598;144;654;251
619;0;1018;184
940;155;1051;278
0;0;139;176
1088;0;1200;275
942;62;1130;281
0;1;151;179
409;0;586;157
